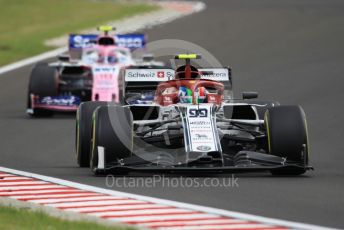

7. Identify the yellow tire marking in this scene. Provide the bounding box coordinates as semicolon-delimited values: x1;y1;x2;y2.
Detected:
264;111;272;153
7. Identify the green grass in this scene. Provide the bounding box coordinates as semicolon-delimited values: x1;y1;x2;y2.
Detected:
0;0;159;66
0;205;136;230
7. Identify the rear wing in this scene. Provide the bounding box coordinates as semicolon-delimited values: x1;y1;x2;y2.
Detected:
120;67;232;96
68;34;146;50
123;68;231;82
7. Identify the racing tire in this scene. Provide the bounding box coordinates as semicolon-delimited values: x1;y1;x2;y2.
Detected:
264;105;309;175
90;105;133;175
27;63;58;117
76;101;111;167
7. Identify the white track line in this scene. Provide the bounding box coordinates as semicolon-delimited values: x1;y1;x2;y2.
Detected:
29;195;126;204
0;184;67;190
12;192;100;200
0;189;80;196
141;219;248;227
0;166;336;230
64;204;169;213
46;199;147;208
159;224;276;230
89;208;193;217
0;177;35;180
107;213;219;223
0;173;21;177
0;181;48;186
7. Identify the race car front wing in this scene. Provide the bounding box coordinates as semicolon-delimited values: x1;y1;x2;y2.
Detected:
93;150;313;175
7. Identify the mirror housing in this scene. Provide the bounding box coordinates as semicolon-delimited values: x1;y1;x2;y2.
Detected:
58;54;70;62
242;92;258;99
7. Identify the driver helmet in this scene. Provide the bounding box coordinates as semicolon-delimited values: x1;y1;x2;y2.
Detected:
107;54;117;64
178;86;207;103
178;86;192;103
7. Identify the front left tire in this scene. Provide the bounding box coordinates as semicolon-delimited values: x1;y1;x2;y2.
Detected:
27;63;58;117
76;101;110;167
90;105;133;174
264;105;309;175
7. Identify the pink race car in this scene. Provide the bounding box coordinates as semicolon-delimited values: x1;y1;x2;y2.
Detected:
27;26;145;117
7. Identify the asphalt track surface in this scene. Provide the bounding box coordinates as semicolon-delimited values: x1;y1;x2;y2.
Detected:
1;0;344;228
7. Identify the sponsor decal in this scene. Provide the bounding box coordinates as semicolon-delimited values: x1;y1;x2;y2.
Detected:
196;145;212;151
127;71;155;78
189;121;211;125
69;34;146;50
157;71;165;78
94;67;117;72
39;96;80;106
92;66;118;89
70;34;97;49
208;95;216;102
186;105;217;152
189;108;208;118
115;34;146;49
201;72;226;78
195;134;210;139
116;37;143;48
95;80;115;89
199;68;229;81
125;69;174;82
191;133;212;142
163;96;173;104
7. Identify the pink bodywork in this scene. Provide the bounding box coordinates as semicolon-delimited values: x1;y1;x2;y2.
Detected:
91;64;120;102
84;45;133;103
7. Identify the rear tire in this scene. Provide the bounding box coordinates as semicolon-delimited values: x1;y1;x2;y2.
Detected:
90;105;133;174
264;105;309;175
76;101;110;167
27;63;58;117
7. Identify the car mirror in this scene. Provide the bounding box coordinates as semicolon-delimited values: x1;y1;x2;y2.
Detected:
242;92;258;99
58;54;70;62
142;54;154;62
